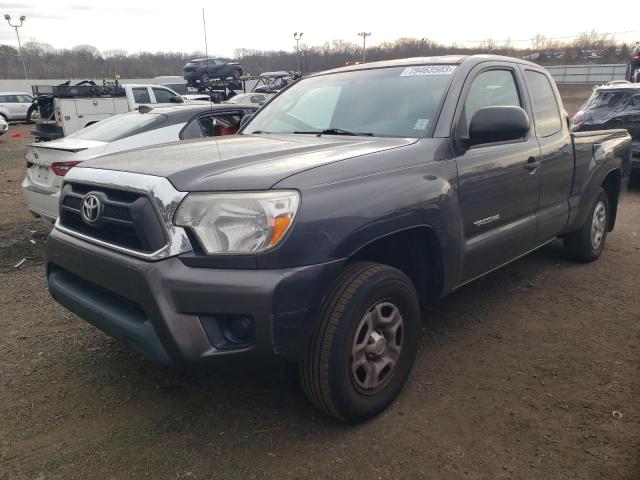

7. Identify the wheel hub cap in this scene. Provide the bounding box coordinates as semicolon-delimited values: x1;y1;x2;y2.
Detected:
350;302;404;394
591;201;606;250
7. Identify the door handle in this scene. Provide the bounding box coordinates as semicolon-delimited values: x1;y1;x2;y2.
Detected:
524;157;540;172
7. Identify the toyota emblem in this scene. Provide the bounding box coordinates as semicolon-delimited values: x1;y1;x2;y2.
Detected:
81;194;102;224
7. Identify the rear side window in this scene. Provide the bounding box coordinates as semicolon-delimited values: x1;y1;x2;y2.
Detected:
525;70;562;137
67;113;166;142
132;87;151;104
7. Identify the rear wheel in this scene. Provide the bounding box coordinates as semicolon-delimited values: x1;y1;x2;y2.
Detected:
26;104;38;123
299;262;421;422
564;188;609;262
232;69;242;80
200;72;210;84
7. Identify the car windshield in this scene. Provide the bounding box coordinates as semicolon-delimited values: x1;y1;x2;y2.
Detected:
243;65;456;138
67;112;167;142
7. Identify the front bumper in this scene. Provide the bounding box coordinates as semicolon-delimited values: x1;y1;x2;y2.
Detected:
46;228;345;368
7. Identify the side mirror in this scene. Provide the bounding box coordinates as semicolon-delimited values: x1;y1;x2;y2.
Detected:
468;106;529;146
239;114;254;130
170;96;185;103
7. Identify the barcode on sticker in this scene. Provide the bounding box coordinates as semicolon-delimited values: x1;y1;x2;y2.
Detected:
400;65;457;76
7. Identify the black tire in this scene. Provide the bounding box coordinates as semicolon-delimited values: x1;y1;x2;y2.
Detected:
564;188;610;262
26;104;38;123
200;72;210;83
299;262;421;422
232;69;242;80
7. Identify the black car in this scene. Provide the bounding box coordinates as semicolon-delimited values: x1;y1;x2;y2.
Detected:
183;58;244;85
571;83;640;175
625;46;640;83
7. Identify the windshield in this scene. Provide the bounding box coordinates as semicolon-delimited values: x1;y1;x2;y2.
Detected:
243;65;455;137
67;112;167;142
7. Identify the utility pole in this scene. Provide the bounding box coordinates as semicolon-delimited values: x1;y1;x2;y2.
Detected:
202;9;208;61
358;32;371;63
293;32;303;72
4;14;28;80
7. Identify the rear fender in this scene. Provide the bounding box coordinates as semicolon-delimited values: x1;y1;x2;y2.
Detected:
564;130;631;233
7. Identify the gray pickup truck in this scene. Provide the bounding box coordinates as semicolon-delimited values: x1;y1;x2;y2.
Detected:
46;55;632;422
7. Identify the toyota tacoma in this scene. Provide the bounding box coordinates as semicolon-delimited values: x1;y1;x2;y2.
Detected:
46;55;632;422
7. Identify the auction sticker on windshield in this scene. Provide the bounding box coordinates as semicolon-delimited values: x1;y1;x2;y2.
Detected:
400;65;457;76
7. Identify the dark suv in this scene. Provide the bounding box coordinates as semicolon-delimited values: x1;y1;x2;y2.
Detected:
183;58;243;86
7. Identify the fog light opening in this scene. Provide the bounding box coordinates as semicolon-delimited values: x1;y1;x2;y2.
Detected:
222;316;254;345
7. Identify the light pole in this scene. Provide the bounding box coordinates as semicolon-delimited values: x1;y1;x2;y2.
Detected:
293;32;303;73
4;14;28;80
358;32;371;63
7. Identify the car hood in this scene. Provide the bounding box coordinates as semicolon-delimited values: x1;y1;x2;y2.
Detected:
78;134;417;191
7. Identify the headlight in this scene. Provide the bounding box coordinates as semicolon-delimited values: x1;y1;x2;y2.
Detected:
174;191;300;254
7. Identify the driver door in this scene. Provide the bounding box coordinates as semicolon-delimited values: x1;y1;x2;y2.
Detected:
454;64;542;282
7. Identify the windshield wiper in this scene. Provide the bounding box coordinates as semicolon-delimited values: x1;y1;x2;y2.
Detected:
293;128;374;137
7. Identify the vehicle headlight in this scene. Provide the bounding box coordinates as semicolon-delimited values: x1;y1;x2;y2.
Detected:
174;191;300;254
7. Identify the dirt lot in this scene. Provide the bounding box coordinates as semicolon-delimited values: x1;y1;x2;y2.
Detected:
1;86;639;480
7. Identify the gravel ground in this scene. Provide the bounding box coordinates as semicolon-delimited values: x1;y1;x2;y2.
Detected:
1;86;639;480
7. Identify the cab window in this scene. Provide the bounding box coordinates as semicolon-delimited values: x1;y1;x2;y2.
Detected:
460;69;521;138
132;88;151;104
153;88;177;104
524;70;562;137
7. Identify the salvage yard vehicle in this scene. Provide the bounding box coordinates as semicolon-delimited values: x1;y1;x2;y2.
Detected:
0;91;35;122
23;103;257;222
45;55;631;422
31;82;195;141
571;82;640;177
624;45;640;83
252;71;298;94
224;92;272;106
183;58;244;86
0;115;7;135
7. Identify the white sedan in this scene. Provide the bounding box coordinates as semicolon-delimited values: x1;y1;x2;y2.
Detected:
22;103;257;222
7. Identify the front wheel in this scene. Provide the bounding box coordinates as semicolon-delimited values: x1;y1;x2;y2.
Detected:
299;262;421;422
564;188;609;262
200;72;210;84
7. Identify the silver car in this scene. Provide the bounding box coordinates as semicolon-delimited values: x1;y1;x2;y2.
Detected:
0;92;34;121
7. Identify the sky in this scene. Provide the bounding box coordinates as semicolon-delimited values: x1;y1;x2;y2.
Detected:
0;0;638;56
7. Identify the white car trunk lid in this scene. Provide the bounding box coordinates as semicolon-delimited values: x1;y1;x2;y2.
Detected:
26;140;107;193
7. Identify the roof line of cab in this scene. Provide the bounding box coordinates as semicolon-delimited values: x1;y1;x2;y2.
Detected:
312;54;542;77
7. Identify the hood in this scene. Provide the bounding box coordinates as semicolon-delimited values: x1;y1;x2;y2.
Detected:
78;134;417;191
